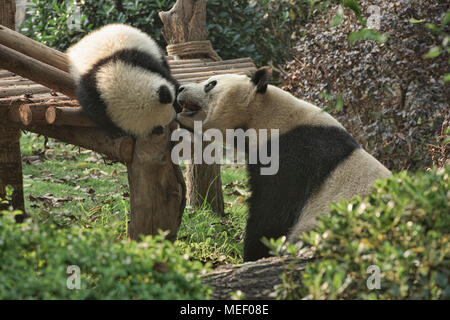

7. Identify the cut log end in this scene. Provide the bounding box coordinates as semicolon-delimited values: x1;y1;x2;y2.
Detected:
8;104;31;125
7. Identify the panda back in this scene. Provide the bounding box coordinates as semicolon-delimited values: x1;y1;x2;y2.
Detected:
67;24;165;82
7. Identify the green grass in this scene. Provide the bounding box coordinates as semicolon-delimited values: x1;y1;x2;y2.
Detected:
20;132;248;265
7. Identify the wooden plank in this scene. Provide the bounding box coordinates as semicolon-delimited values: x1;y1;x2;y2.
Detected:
169;57;253;69
173;68;255;80
171;62;255;75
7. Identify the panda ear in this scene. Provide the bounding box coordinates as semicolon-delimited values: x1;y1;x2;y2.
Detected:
251;67;271;94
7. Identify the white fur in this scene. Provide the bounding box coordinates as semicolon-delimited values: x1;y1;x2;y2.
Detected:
67;24;175;137
177;73;391;239
96;61;175;137
67;24;163;81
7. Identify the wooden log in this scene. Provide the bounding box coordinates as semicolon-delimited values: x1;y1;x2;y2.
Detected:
0;24;69;72
0;1;26;222
173;68;254;80
169;57;253;68
0;78;35;87
8;103;32;125
127;128;185;241
0;44;75;98
23;124;134;164
185;161;224;215
46;106;96;127
8;102;81;126
0;1;15;30
0;83;51;98
159;0;208;46
170;62;256;75
203;253;313;300
160;0;224;215
178;73;251;84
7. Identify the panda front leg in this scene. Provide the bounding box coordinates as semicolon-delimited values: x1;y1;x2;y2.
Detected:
243;216;282;261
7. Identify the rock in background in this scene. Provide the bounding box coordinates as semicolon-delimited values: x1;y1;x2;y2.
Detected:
282;0;449;171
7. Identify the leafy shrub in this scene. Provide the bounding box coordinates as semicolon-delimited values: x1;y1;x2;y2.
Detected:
0;208;210;299
22;0;309;65
275;166;450;299
22;0;172;52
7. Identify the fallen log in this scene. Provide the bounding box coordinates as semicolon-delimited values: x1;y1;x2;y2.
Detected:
203;254;313;300
0;44;75;98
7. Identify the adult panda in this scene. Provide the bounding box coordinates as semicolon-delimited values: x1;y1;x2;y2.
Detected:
67;24;179;138
176;68;391;261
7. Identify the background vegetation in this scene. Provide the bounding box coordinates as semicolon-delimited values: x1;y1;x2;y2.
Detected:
22;0;313;66
5;0;448;299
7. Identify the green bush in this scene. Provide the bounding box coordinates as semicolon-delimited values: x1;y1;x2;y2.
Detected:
22;0;309;66
0;208;210;299
275;166;450;299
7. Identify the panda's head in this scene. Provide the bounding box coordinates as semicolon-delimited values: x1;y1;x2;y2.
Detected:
95;59;177;137
176;68;270;133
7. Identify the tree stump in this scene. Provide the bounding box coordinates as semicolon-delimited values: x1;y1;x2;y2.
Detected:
160;0;224;215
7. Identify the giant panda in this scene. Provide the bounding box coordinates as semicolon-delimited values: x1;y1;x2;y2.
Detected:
67;24;179;138
176;68;391;261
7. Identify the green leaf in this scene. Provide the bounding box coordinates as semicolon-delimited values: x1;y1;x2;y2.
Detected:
444;73;450;83
336;96;344;112
409;18;423;24
344;0;361;18
348;29;389;44
330;5;344;27
442;11;450;27
423;46;441;59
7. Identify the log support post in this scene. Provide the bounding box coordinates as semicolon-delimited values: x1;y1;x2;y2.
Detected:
127;129;185;241
0;126;25;220
160;0;224;215
0;0;25;220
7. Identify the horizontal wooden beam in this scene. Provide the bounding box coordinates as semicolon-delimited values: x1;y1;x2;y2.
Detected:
0;24;69;72
171;62;255;75
0;83;51;98
24;124;134;164
169;57;253;68
0;44;75;98
46;106;96;127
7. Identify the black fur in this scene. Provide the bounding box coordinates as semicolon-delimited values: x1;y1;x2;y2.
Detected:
244;125;359;261
251;67;271;93
158;85;173;104
77;49;179;138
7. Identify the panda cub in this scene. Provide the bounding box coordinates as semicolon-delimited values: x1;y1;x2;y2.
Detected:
176;68;391;261
67;24;179;138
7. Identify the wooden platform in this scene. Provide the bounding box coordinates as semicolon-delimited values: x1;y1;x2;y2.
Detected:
0;57;256;103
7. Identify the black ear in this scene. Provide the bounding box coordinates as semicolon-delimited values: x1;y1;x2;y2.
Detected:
251;67;271;94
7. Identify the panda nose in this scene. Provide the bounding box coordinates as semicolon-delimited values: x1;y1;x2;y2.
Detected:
177;86;185;94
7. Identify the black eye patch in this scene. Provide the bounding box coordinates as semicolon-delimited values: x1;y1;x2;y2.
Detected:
158;85;173;104
204;80;217;93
